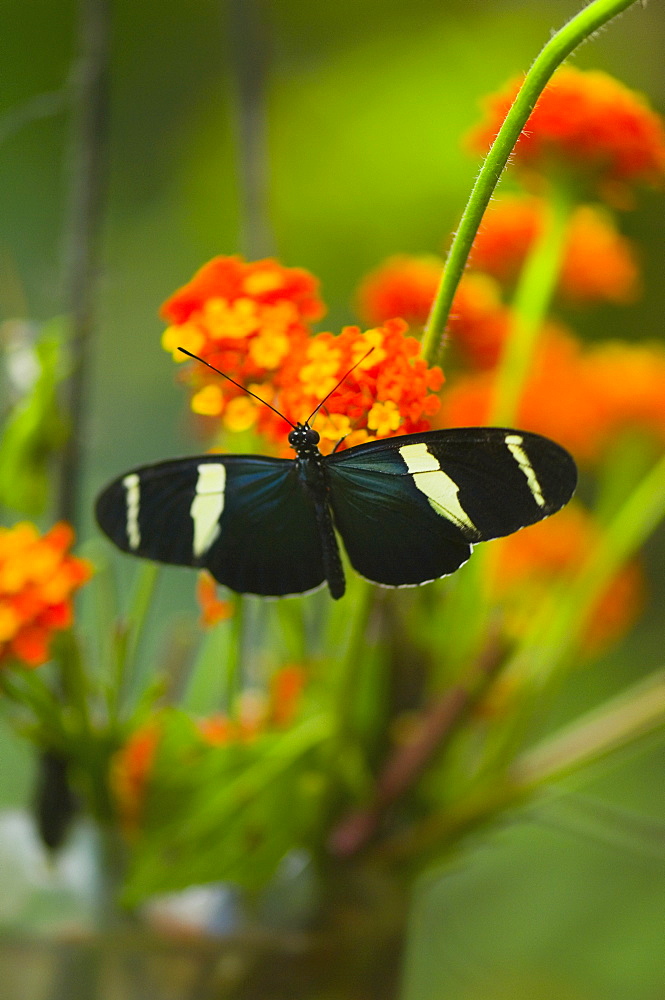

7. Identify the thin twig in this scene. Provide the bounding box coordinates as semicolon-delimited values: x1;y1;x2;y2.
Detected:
0;87;71;147
328;637;506;857
226;0;275;258
57;0;110;527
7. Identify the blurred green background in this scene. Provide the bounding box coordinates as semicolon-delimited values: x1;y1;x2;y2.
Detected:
1;0;665;996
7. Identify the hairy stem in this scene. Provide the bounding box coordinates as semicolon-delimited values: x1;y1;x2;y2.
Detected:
421;0;642;366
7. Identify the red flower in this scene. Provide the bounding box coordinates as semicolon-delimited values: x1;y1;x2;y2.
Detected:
111;721;161;835
196;571;234;627
468;67;665;200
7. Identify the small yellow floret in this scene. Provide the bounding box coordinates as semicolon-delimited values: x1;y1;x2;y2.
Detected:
191;384;224;416
223;396;258;432
162;323;204;360
367;400;402;436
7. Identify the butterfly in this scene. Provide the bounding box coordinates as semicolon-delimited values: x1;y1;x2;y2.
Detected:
95;351;577;599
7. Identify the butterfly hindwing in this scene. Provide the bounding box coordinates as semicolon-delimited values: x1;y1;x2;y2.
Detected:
326;427;577;588
95;455;327;597
327;453;472;587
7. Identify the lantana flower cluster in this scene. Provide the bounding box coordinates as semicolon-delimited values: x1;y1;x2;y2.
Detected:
161;257;443;454
467;66;665;202
112;665;306;834
0;522;91;668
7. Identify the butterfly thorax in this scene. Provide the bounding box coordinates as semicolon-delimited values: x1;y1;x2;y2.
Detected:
290;423;327;496
288;422;322;460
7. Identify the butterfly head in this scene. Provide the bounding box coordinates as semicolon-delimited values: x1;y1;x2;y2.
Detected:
288;423;321;458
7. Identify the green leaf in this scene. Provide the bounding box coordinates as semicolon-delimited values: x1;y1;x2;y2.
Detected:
121;709;334;905
0;319;69;515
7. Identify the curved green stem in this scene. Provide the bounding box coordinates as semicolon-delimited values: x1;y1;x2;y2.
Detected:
421;0;642;366
490;183;573;425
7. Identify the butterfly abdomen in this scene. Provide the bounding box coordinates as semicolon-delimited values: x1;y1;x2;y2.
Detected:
296;451;346;600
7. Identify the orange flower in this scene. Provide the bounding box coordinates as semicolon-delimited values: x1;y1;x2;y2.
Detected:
198;665;307;744
440;327;665;465
110;720;161;835
196;571;234;627
161;256;324;330
492;503;645;654
468;67;665;199
269;665;306;727
470;196;641;305
355;254;443;327
354;257;513;372
583;340;665;449
447;272;512;371
264;319;444;453
161;256;325;429
0;522;92;669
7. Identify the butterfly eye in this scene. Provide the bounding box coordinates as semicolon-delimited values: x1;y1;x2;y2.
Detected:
306;428;320;446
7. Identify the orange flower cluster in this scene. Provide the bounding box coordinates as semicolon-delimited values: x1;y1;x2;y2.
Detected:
0;522;91;668
268;319;443;452
110;720;161;835
470;196;641;305
162;256;443;453
112;666;306;834
355;254;443;328
440;328;665;465
493;503;644;653
199;665;306;744
468;67;665;197
161;255;324;425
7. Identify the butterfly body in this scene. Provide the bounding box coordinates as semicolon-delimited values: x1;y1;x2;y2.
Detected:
95;424;577;600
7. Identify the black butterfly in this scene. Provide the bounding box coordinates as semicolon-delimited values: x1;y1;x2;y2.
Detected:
96;382;577;599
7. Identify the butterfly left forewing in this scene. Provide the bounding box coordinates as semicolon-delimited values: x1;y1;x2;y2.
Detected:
95;454;327;597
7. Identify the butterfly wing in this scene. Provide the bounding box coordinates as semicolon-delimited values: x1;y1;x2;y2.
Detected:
326;427;577;587
95;454;326;597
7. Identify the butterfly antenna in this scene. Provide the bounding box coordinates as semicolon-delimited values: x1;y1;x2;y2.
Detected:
177;347;296;429
306;347;374;426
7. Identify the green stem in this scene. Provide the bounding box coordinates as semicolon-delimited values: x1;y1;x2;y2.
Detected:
332;578;375;736
109;563;159;721
490;183;572;425
226;593;245;714
58;629;94;740
420;0;642;366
